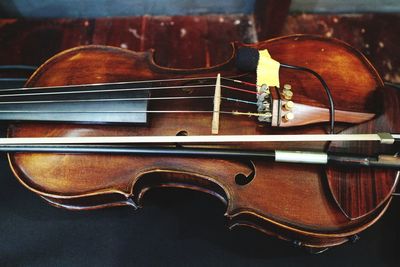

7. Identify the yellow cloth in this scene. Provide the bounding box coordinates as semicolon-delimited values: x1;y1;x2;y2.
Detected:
256;49;280;89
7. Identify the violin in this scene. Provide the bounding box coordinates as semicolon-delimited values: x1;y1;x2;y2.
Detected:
1;34;399;251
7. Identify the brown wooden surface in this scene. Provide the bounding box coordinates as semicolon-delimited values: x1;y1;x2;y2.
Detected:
255;0;292;40
0;15;256;69
327;86;400;220
281;14;400;84
1;14;399;83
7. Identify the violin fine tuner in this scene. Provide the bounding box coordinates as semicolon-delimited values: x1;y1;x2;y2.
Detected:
283;100;295;111
256;84;272;122
282;84;293;100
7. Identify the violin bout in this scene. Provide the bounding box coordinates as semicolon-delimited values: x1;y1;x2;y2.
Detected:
327;86;400;220
6;35;399;250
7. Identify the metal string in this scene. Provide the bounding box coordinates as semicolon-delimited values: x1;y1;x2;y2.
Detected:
0;84;257;99
0;76;256;94
0;75;262;117
0;95;213;105
0;84;215;98
0;110;236;114
0;95;257;106
0;110;269;118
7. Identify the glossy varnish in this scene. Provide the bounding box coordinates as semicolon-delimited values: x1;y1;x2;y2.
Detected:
6;35;398;249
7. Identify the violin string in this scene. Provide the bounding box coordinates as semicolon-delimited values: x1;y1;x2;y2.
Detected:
0;76;218;92
0;75;260;117
0;84;214;98
0;83;257;100
0;110;268;117
0;76;257;94
0;110;216;113
0;96;212;105
223;85;258;95
222;77;257;87
0;95;257;105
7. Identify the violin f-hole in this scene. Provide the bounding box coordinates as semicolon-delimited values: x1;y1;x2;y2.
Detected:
235;160;255;185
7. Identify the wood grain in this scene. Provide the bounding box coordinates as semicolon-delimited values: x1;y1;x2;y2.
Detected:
5;36;393;249
327;86;400;220
1;14;398;250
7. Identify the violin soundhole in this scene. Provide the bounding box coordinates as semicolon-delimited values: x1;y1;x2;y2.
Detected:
176;130;188;136
235;173;252;185
235;160;255;185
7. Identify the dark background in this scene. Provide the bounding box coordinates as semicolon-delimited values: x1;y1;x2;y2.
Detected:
1;1;400;266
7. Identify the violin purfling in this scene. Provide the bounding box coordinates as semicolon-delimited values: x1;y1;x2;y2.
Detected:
2;34;399;251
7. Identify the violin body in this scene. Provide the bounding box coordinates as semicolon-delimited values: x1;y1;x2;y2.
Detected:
7;35;399;250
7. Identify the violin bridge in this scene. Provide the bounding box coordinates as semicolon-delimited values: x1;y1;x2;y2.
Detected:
211;73;221;134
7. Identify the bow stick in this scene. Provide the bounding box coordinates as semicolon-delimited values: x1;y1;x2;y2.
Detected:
0;133;398;145
0;133;398;169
